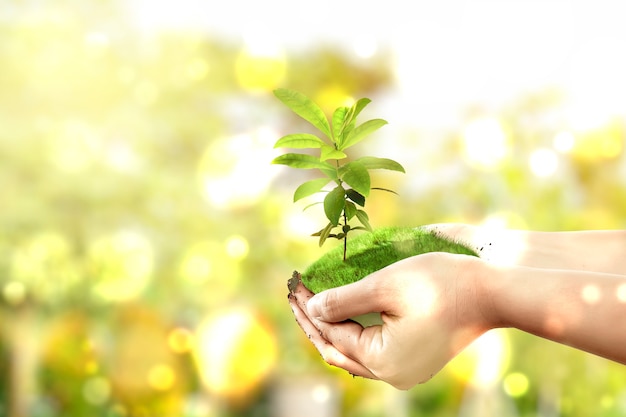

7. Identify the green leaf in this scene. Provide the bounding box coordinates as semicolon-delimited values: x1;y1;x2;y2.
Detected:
320;144;347;161
274;133;325;149
320;166;339;180
272;153;334;170
293;178;331;202
346;189;365;206
324;186;345;226
355;209;372;232
317;222;334;247
331;106;349;143
351;97;371;120
339;118;388;151
341;119;356;146
333;98;369;146
356;156;406;173
339;161;370;197
273;88;331;139
371;187;399;195
302;201;322;211
335;102;359;149
344;201;357;220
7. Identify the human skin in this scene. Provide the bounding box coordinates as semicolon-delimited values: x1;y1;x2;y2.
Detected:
287;224;626;390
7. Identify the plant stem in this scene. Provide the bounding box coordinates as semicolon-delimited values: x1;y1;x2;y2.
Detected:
342;210;348;262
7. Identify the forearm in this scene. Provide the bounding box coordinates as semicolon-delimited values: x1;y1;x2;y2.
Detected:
502;230;626;275
431;224;626;275
485;262;626;364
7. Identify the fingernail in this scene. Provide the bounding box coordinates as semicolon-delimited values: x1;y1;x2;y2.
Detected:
307;296;321;319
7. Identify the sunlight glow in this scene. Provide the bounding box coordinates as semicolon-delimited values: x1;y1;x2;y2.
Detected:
168;328;195;354
178;240;243;303
11;231;81;299
235;34;286;91
225;235;249;261
195;308;277;402
529;148;558;178
180;241;220;283
553;131;575;153
199;128;280;209
133;80;159;106
474;214;528;266
311;383;332;404
601;395;615;409
284;208;327;242
353;38;377;59
89;230;153;303
50;120;100;172
543;316;565;338
570;119;624;162
82;376;111;406
461;118;509;170
315;85;354;114
581;284;601;305
147;364;176;391
472;330;510;386
617;284;626;303
84;32;110;58
503;372;529;397
186;57;210;81
448;330;510;386
179;250;212;284
3;281;26;306
564;36;626;131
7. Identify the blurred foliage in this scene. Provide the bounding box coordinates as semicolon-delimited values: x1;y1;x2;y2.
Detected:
1;1;625;417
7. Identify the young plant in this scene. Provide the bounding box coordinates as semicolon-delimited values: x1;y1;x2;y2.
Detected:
272;88;405;261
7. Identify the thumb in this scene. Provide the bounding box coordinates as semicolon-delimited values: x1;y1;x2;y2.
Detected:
306;274;390;322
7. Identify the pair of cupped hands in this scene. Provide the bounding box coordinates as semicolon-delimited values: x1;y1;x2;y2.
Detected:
288;224;494;390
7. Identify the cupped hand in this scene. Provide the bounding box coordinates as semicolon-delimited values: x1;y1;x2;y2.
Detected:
288;252;493;390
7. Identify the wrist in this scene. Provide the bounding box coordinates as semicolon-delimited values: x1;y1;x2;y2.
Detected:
471;257;506;330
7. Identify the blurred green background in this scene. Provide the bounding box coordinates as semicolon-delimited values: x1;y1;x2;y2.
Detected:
1;1;625;416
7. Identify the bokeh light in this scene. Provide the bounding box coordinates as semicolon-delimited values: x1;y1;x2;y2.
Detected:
88;230;154;303
82;376;111;406
503;372;530;398
167;327;195;354
553;131;575;153
194;308;278;404
236;34;286;91
447;330;510;387
461;117;510;170
617;284;626;303
198;128;280;209
10;231;81;302
529;148;559;178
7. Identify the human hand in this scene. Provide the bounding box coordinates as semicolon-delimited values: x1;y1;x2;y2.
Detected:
288;252;493;390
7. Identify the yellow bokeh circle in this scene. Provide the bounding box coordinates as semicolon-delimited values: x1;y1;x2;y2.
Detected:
235;48;286;92
194;308;278;403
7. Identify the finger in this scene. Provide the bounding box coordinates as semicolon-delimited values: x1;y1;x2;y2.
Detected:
313;315;384;367
306;274;395;323
290;276;315;312
288;291;378;380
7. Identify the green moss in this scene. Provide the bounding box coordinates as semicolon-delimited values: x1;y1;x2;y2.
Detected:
301;226;477;293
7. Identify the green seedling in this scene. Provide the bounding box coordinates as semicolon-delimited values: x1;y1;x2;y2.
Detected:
301;226;478;294
272;88;405;261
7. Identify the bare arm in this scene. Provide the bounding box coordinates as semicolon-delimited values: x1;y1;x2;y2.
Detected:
486;262;626;364
427;223;626;275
